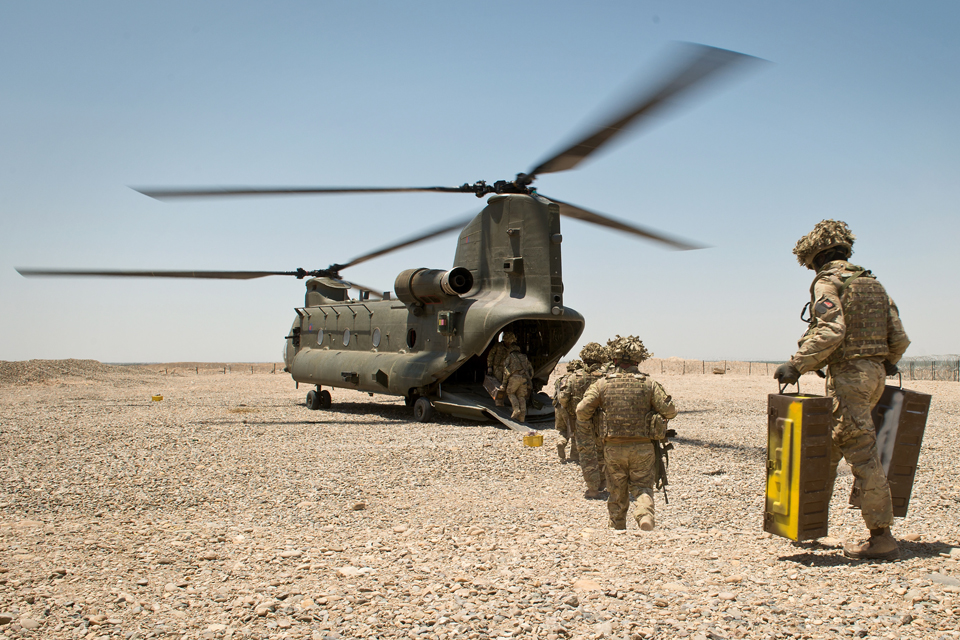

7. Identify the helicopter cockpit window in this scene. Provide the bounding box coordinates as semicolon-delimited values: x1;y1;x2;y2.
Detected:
406;329;416;349
342;328;351;346
317;329;324;345
372;327;381;348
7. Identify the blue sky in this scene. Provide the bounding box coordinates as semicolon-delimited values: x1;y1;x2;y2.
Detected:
2;1;958;362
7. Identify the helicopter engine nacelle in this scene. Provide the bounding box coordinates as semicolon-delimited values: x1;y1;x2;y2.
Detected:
394;267;473;307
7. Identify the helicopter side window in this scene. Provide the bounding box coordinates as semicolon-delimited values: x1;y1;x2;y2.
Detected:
317;329;324;345
372;327;381;348
343;328;351;346
406;329;416;349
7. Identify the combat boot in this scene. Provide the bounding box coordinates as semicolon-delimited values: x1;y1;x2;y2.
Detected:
843;528;900;561
637;515;655;531
556;442;567;462
583;489;605;500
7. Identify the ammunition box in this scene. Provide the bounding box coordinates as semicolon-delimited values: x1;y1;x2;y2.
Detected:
849;385;931;517
764;393;834;541
483;375;506;403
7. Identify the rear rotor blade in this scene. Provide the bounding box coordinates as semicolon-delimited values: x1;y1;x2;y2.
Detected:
541;195;704;251
134;186;470;201
336;212;478;270
16;268;303;280
528;44;762;178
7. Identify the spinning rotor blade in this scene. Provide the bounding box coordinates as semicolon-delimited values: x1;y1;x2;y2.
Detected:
16;268;302;280
134;186;469;201
527;44;761;179
541;195;704;251
337;212;478;270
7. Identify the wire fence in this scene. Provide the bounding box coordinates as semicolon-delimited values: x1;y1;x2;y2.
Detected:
153;363;284;376
642;357;960;382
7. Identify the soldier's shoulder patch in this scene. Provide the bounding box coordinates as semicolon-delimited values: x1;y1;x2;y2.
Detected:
815;298;837;315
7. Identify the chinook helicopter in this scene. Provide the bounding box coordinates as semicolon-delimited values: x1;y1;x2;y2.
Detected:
18;44;759;430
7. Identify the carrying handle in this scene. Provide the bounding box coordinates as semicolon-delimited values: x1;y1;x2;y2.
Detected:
778;380;800;395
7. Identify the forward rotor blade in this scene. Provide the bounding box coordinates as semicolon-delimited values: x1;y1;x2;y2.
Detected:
541;195;704;251
16;268;301;280
528;44;762;178
133;186;469;201
337;212;478;270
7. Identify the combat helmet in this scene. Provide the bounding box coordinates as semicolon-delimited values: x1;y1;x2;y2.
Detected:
607;334;652;364
579;342;608;365
793;219;855;269
501;331;517;344
565;359;584;373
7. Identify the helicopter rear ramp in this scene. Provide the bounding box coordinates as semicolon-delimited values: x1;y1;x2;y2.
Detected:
433;387;553;432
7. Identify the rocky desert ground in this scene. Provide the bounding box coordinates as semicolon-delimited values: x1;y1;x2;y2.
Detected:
1;360;959;640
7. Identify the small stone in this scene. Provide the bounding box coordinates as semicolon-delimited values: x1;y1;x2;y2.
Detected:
136;579;149;586
718;592;736;601
336;567;362;577
596;620;614;636
929;573;960;587
207;624;228;632
277;619;293;629
664;582;690;592
200;552;219;561
157;558;175;565
950;547;960;559
393;525;408;533
163;583;178;592
19;618;40;630
903;533;922;542
723;575;743;584
352;502;366;511
560;594;578;607
572;578;601;591
820;536;842;547
0;614;12;625
280;550;302;559
654;598;668;607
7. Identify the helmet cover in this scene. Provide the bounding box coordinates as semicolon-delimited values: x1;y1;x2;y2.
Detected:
793;219;855;268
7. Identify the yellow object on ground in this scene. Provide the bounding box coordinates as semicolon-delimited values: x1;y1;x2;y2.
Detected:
523;433;543;447
152;395;163;402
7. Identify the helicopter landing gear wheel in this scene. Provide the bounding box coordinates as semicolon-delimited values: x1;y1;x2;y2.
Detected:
305;389;321;411
413;397;434;423
318;389;332;409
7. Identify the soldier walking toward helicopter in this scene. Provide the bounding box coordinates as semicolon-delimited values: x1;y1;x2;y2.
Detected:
774;220;910;560
577;336;677;530
558;343;611;499
502;339;534;422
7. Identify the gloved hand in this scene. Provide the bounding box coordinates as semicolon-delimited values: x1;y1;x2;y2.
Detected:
773;363;801;385
665;428;677;439
884;360;899;377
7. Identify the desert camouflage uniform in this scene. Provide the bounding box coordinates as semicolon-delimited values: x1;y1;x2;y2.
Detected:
559;364;606;491
553;361;582;462
577;365;677;529
488;342;511;384
789;259;910;530
502;346;534;422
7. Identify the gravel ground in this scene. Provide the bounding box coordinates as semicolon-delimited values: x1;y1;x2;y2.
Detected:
1;362;959;640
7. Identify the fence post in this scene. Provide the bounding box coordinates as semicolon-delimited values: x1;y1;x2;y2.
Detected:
702;361;705;374
749;362;752;375
682;361;685;375
932;360;935;381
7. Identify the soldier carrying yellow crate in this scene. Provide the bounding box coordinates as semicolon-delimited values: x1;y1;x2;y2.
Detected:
774;220;911;560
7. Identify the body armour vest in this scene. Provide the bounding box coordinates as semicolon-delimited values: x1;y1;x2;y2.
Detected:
814;264;890;366
601;373;657;439
565;369;600;406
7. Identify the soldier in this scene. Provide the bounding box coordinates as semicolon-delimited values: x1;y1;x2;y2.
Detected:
553;360;583;463
577;335;677;530
487;331;517;384
774;220;910;560
558;342;610;499
502;340;535;422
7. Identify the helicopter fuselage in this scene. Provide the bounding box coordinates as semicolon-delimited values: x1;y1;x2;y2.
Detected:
283;194;584;414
